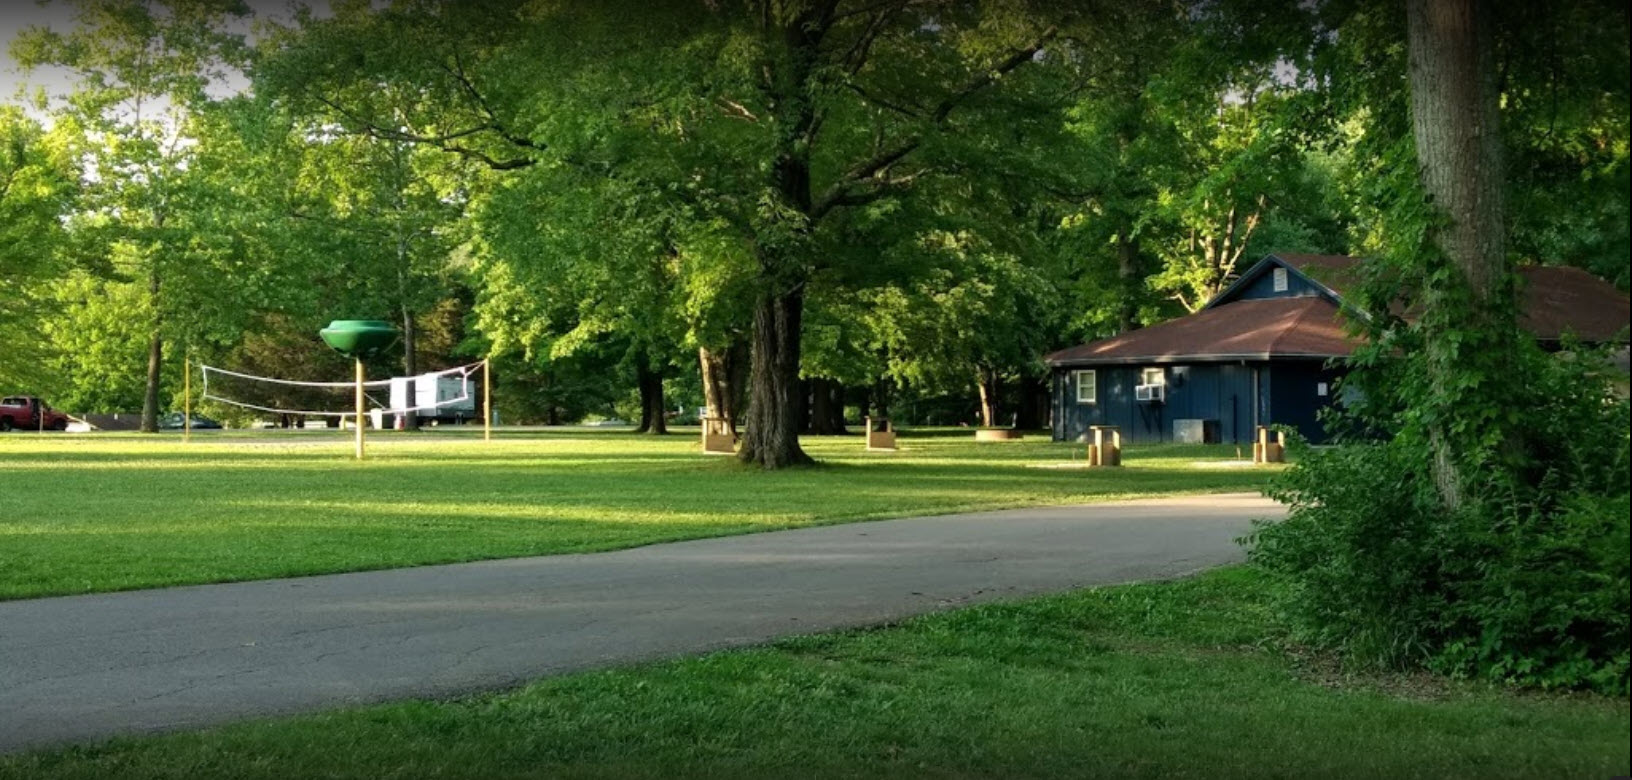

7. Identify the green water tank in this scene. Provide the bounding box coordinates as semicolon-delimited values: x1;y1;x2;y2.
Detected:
319;320;400;359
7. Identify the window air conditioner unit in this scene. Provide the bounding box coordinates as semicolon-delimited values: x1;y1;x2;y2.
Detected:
1135;383;1166;403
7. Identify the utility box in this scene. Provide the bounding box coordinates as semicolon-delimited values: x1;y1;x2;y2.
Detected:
1172;418;1218;444
389;374;476;423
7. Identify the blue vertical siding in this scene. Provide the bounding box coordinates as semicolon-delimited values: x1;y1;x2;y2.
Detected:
1218;263;1329;305
1215;363;1255;443
1054;362;1273;445
1266;361;1346;443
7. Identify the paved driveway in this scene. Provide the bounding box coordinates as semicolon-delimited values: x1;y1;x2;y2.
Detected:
0;493;1282;753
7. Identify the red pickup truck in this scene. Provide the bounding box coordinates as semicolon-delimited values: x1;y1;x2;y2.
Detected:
0;396;71;432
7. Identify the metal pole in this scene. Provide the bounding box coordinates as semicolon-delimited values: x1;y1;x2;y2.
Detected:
483;358;492;442
184;356;192;443
355;358;365;460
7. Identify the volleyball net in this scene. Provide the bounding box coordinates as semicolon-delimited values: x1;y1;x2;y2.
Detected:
200;361;485;418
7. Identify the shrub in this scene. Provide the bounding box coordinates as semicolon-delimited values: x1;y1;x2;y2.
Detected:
1247;345;1630;694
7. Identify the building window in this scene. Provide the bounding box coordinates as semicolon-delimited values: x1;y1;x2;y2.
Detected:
1272;266;1289;292
1074;370;1097;404
1140;367;1165;386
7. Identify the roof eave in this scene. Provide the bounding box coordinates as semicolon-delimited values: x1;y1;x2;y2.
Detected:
1202;254;1354;312
1047;352;1352;368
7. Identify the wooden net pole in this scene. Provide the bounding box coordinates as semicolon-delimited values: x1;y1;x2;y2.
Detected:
483;358;492;442
184;355;192;443
355;358;366;460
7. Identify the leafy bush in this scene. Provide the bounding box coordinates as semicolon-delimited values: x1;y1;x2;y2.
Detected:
1248;344;1630;694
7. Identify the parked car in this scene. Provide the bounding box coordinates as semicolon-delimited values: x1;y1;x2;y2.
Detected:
0;396;71;432
158;412;223;430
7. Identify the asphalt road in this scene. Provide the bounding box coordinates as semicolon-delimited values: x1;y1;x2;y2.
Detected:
0;493;1283;754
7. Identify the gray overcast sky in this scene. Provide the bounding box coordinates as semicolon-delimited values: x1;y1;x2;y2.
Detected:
1;1;335;101
1;1;78;99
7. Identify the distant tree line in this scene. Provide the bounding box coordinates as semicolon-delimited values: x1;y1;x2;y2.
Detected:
2;0;1625;456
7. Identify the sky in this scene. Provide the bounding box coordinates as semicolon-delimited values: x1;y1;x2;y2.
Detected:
1;1;79;100
0;1;338;102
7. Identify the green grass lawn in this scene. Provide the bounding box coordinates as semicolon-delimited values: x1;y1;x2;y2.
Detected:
0;428;1273;600
3;566;1624;779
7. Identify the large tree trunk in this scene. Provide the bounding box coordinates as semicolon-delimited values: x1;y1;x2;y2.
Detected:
726;341;748;427
400;305;419;431
635;373;650;432
739;287;813;468
699;343;747;434
140;270;162;433
1406;0;1515;509
1015;374;1046;430
807;378;830;434
807;378;848;435
976;366;1000;428
795;378;812;434
737;8;823;468
634;364;667;435
1116;227;1141;332
827;381;848;434
700;347;726;421
873;377;892;420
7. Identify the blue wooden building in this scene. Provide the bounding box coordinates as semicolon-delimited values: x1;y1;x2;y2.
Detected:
1045;254;1630;445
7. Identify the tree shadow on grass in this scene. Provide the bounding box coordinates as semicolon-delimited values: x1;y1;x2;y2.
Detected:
1;452;1273;601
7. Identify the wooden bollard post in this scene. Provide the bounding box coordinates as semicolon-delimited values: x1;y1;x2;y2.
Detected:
1253;425;1284;464
865;416;897;451
1088;425;1121;467
701;416;736;455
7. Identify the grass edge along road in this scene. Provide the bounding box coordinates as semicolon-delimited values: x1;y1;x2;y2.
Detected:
2;430;1275;600
2;566;1625;779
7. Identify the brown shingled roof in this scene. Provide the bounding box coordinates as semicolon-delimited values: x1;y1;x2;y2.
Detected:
1045;297;1356;366
1518;266;1630;342
1262;254;1627;341
1048;257;1628;367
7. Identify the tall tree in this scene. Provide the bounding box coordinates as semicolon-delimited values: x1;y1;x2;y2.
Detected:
254;1;1077;466
1405;0;1520;509
31;98;292;416
1052;0;1336;342
11;0;249;430
278;125;471;430
472;156;690;435
0;106;78;392
1145;0;1328;312
716;1;1064;466
1494;1;1630;289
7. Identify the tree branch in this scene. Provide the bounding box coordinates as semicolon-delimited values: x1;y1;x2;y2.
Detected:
308;92;537;171
718;97;761;122
837;3;901;77
831;0;927;22
441;49;543;152
845;82;923;118
811;25;1058;217
934;26;1057;123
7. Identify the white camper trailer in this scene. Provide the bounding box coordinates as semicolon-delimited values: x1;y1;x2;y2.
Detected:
388;373;477;424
